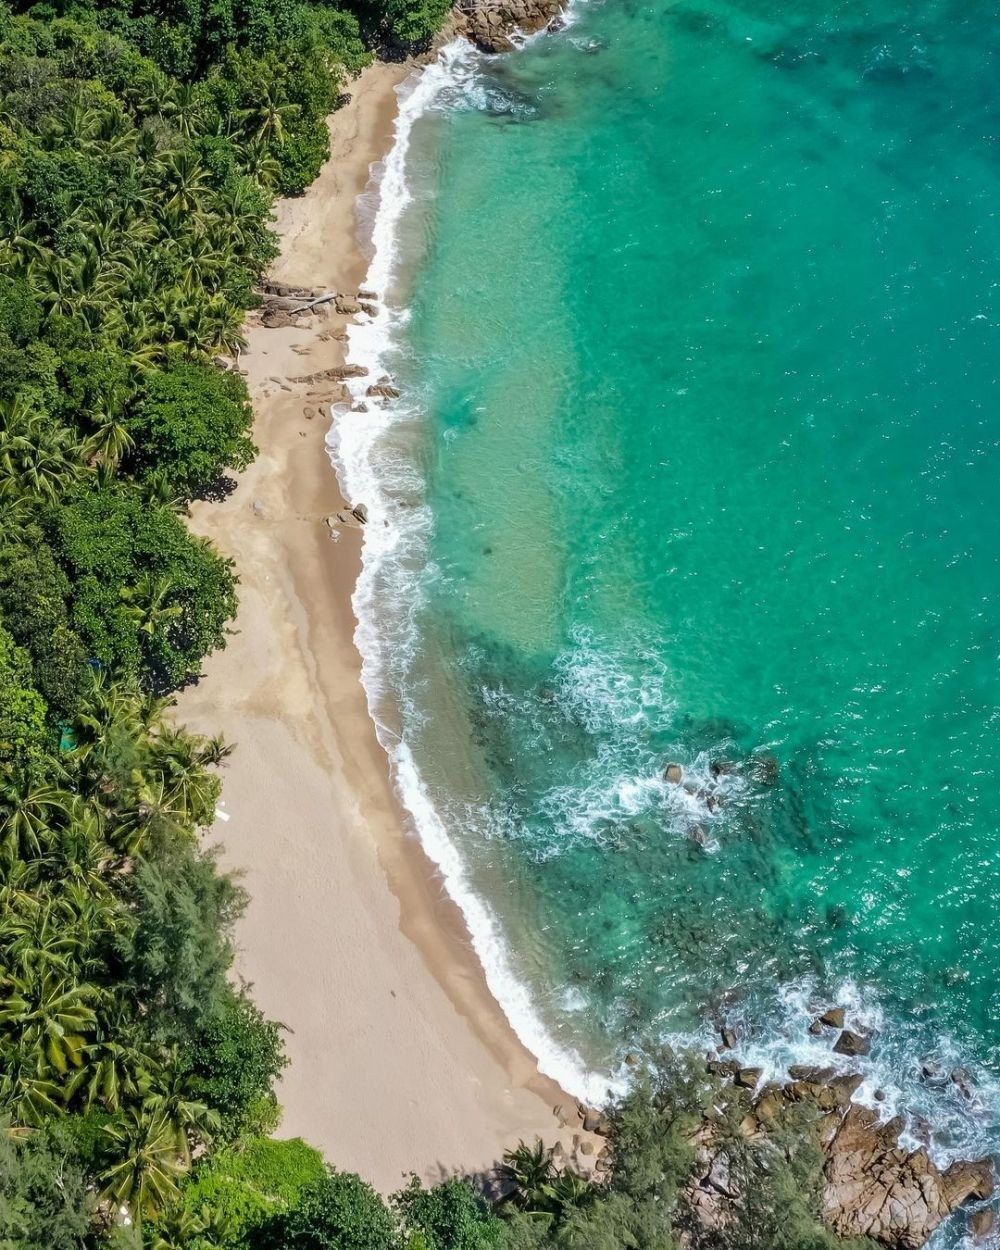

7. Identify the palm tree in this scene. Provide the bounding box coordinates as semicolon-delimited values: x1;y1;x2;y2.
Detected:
156;150;210;217
100;1107;189;1222
239;86;300;146
0;969;98;1077
0;399;87;502
140;1058;220;1163
499;1139;557;1210
120;574;183;638
0;772;73;868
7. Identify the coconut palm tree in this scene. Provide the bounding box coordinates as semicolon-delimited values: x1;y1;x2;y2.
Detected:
100;1107;189;1222
0;772;73;868
499;1139;557;1210
0;969;99;1077
0;400;87;502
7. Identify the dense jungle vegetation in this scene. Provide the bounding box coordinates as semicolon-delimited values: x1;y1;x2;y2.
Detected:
0;0;874;1243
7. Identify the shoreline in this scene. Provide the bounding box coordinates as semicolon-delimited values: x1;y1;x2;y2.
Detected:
175;57;589;1192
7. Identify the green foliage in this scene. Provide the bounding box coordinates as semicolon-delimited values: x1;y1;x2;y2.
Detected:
127;363;256;497
0;622;47;773
114;840;245;1042
255;1169;400;1250
178;1136;326;1245
381;0;451;45
0;1119;93;1249
394;1176;505;1250
44;488;238;690
186;992;287;1144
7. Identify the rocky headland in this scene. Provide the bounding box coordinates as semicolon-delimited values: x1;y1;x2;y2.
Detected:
454;0;569;53
695;1060;993;1249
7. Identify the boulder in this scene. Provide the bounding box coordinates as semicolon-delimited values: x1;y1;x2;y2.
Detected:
357;288;378;300
664;763;684;784
719;1025;737;1052
455;0;567;54
788;1065;836;1084
366;383;401;399
710;759;736;777
819;1007;846;1029
351;503;369;524
833;1029;871;1058
334;297;362;315
969;1208;996;1239
582;1107;609;1135
734;1067;763;1089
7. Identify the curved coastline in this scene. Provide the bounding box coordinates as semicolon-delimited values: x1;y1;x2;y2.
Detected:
332;38;613;1111
176;57;576;1193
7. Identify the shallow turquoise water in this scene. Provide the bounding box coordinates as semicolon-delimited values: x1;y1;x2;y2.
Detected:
362;0;1000;1195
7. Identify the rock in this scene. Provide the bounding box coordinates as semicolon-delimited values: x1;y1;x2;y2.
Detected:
455;0;567;53
720;1026;737;1052
359;302;378;317
261;307;296;328
291;365;368;383
920;1060;944;1082
664;763;684;784
951;1068;973;1098
734;1068;762;1089
251;499;266;517
303;406;317;420
366;383;401;399
351;503;369;525
833;1029;871;1058
710;759;735;777
624;1052;641;1066
334;297;362;315
808;1020;824;1036
748;752;780;785
357;288;378;300
788;1065;836;1084
581;1108;609;1135
819;1007;846;1029
580;1140;595;1156
874;1089;886;1102
969;1208;996;1239
689;823;709;847
706;1059;740;1079
214;355;233;371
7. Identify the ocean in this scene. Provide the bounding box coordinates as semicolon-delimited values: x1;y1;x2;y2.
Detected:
334;0;1000;1231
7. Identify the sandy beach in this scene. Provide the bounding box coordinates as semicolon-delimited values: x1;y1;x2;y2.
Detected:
176;59;582;1192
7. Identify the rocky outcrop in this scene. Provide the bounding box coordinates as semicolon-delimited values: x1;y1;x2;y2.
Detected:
690;1066;994;1250
454;0;567;53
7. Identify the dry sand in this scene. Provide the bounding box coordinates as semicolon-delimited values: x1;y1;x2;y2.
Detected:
176;59;586;1192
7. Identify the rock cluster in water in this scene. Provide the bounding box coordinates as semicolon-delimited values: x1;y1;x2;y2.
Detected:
454;0;567;53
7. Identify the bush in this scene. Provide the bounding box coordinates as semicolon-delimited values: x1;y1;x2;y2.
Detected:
255;1170;400;1250
181;1136;327;1245
394;1177;505;1250
126;363;256;498
187;991;287;1143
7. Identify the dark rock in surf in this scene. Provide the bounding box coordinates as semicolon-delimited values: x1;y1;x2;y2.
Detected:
819;1007;845;1029
833;1028;871;1058
664;763;684;784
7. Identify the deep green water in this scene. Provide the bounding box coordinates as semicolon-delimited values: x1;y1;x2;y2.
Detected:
346;0;1000;1196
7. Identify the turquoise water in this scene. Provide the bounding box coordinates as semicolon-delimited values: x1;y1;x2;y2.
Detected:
350;0;1000;1202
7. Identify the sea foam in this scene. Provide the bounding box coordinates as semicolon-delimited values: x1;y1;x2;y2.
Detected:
329;38;613;1109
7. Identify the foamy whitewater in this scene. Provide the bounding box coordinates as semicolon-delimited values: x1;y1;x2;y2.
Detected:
330;41;614;1107
327;6;1000;1239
